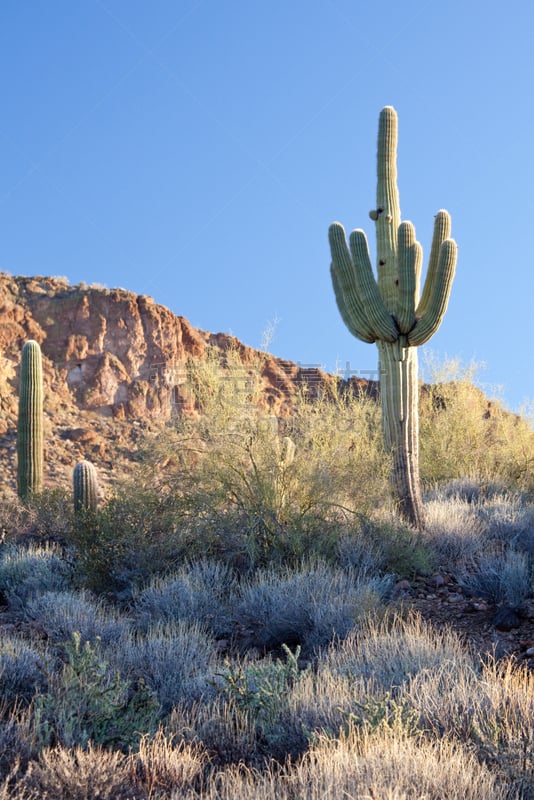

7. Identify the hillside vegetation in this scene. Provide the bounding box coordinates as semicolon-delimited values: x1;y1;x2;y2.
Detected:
0;352;533;798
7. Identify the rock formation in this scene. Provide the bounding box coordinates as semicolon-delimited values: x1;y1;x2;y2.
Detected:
0;274;375;493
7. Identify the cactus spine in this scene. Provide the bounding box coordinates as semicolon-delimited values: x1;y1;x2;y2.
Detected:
17;340;44;500
73;460;99;513
329;106;457;529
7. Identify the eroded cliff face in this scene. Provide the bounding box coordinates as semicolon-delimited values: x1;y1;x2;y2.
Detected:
0;275;206;421
0;274;375;493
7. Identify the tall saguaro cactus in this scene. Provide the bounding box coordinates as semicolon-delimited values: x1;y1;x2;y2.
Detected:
329;106;457;528
17;339;44;500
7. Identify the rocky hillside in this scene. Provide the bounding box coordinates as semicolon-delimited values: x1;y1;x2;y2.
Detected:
0;274;375;494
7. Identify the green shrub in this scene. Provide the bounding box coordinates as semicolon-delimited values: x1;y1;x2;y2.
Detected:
135;349;390;566
33;632;159;750
215;644;308;757
65;490;188;596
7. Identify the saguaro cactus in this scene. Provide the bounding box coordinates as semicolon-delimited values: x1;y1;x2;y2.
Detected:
329;106;457;528
73;460;99;513
17;340;44;500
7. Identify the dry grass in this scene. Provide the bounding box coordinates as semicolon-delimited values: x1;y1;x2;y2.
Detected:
12;743;134;800
131;730;208;798
195;729;508;800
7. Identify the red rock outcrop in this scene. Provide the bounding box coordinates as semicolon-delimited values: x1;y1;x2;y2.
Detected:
0;274;376;493
0;274;375;423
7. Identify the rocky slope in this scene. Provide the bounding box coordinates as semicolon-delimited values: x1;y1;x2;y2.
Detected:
0;274;375;494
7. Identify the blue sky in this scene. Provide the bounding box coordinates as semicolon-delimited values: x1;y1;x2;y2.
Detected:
1;1;533;413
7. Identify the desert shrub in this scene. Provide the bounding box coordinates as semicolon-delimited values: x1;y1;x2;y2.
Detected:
0;543;73;611
112;621;219;715
336;527;387;577
23;590;126;645
173;657;389;766
405;656;534;793
133;350;390;570
168;699;258;767
197;728;507;800
420;356;534;493
65;490;189;596
0;496;31;540
422;495;487;565
339;517;433;578
214;645;307;755
425;476;508;504
325;612;472;692
23;489;75;539
0;637;47;708
33;632;159;750
0;489;73;542
0;712;33;782
132;561;235;637
131;729;208;797
381;524;434;577
422;488;534;573
474;491;534;548
230;563;391;656
457;550;532;607
19;743;136;800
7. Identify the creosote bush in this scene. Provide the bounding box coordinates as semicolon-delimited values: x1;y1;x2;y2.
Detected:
420;356;534;493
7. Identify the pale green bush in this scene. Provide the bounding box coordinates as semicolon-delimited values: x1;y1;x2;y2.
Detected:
0;543;73;611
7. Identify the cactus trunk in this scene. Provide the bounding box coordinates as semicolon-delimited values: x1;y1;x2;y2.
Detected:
378;342;424;528
73;460;99;513
329;107;457;529
17;340;44;500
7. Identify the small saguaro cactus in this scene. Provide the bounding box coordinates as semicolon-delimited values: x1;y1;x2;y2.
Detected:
17;339;44;500
73;460;99;513
329;106;457;529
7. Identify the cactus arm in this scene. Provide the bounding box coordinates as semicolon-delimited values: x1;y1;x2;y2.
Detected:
417;210;451;317
329;223;376;343
348;230;399;342
408;238;457;346
330;265;376;344
17;340;43;500
397;221;423;334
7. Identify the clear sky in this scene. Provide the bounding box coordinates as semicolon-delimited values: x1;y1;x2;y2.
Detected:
1;1;533;413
